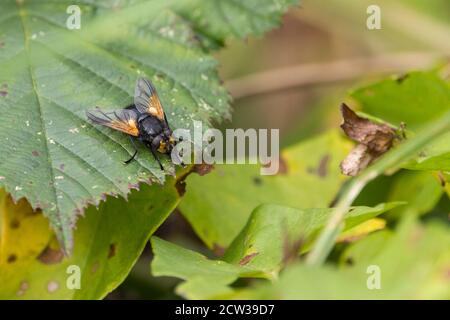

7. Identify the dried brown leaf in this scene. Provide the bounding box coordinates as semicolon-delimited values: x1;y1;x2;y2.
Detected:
340;104;397;176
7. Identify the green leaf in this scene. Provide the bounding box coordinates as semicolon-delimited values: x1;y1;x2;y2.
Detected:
351;70;450;173
225;219;450;299
402;133;450;171
179;130;352;249
150;202;400;298
0;0;297;252
442;172;450;197
223;202;401;276
351;71;450;130
386;170;443;218
0;172;183;299
173;0;299;48
151;237;258;299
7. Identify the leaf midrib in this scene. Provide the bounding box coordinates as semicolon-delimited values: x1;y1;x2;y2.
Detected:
15;0;68;247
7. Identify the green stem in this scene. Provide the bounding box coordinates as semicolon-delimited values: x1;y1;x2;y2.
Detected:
306;111;450;266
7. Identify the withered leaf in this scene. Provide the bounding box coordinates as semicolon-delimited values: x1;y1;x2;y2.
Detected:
340;144;376;176
340;104;397;176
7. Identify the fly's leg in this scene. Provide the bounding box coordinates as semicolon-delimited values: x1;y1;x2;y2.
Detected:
150;146;164;171
124;136;138;164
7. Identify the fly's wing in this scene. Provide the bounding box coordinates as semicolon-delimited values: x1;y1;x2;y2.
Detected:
134;77;165;121
86;108;139;136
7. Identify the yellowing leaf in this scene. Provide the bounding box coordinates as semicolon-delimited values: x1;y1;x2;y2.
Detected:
337;218;386;243
0;191;52;267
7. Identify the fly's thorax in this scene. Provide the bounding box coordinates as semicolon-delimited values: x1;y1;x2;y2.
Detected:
138;115;164;138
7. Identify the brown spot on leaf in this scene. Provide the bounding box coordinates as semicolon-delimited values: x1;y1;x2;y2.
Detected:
175;180;186;196
419;151;427;158
7;254;17;263
213;244;225;257
396;74;409;83
340;104;397;176
10;218;20;229
345;257;355;266
91;261;100;273
282;236;303;265
32;150;39;157
317;154;330;177
37;246;64;264
0;90;7;97
239;252;259;266
192;163;214;176
278;157;288;174
59;164;65;171
308;155;330;177
253;176;263;185
108;243;117;258
0;42;4;48
437;172;447;187
262;157;288;175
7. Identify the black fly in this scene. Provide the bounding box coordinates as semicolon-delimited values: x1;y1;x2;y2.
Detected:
86;77;177;170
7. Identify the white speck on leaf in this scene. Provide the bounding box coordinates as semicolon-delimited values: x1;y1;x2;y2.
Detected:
47;281;59;293
69;128;79;134
16;281;29;296
15;186;22;191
